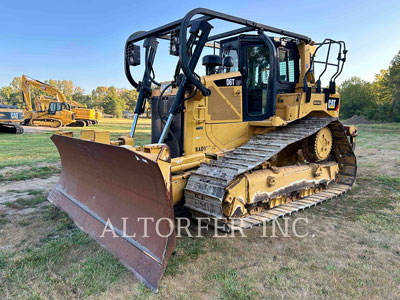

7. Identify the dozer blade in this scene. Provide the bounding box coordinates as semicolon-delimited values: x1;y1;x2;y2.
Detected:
48;134;176;292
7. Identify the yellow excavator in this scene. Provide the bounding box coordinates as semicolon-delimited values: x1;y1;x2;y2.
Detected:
48;9;357;291
0;104;24;133
21;75;100;127
21;75;76;128
34;94;100;126
68;99;101;125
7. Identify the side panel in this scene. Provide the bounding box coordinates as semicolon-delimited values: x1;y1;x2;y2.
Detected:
298;93;340;119
205;123;249;152
0;109;24;122
205;72;243;124
183;72;249;156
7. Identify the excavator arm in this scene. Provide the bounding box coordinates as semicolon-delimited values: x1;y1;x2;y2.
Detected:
21;75;33;112
21;75;68;109
69;99;87;108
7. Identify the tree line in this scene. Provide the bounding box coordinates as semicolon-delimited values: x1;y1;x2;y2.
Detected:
0;77;138;118
0;51;399;121
338;50;400;122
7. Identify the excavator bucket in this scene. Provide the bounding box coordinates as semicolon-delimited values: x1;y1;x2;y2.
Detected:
48;134;176;292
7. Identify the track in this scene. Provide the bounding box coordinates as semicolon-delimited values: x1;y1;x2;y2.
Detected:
31;118;63;128
0;123;24;134
184;116;357;231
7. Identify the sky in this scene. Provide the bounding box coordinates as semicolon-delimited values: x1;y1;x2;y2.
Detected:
1;0;399;93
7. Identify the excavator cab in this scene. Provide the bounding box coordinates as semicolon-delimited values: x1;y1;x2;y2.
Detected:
48;8;356;291
48;102;69;115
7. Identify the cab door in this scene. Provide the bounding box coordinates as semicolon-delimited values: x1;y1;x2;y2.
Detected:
240;36;276;121
48;102;57;115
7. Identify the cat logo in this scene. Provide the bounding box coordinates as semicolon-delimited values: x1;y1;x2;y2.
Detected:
327;98;339;111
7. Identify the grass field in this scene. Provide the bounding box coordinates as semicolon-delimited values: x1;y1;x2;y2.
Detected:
0;118;151;169
0;120;399;299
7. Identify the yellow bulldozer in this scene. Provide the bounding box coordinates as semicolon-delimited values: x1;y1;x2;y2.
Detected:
48;8;357;291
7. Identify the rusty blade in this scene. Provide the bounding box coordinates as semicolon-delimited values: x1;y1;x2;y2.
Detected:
48;134;176;292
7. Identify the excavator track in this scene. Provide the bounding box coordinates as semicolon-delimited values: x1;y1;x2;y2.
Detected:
32;118;63;128
0;123;24;134
67;120;87;127
184;116;357;231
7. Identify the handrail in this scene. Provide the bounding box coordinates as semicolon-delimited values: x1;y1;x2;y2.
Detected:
303;39;347;94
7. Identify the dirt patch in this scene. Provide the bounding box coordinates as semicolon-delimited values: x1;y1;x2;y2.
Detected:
343;115;372;125
0;175;59;212
0;161;60;175
21;126;60;133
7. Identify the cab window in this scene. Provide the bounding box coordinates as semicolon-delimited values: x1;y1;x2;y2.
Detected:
279;51;288;81
288;51;295;82
48;102;57;114
221;48;239;72
279;49;296;83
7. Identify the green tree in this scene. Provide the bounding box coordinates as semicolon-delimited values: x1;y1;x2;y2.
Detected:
91;86;109;109
101;86;126;117
338;77;378;120
0;78;24;107
71;93;92;107
371;69;392;105
120;89;138;111
386;51;400;121
0;86;13;100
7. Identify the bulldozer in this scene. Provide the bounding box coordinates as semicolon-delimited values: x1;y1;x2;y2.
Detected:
0;104;24;133
48;8;357;291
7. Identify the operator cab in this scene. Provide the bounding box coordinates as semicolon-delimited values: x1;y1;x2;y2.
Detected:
215;35;301;121
48;102;68;115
